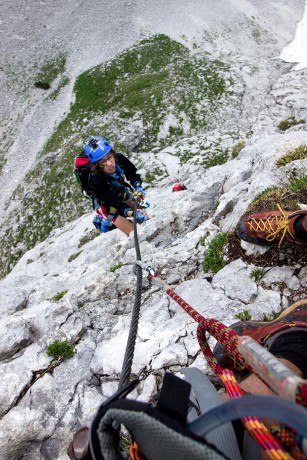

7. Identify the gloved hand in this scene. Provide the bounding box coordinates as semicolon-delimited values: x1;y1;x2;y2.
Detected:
136;211;146;223
134;185;146;199
100;220;113;233
124;208;133;217
93;215;112;233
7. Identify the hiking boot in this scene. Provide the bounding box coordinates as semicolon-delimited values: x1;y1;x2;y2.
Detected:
213;299;307;372
236;205;307;248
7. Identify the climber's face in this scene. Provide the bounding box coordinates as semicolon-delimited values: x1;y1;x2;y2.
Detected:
99;153;116;174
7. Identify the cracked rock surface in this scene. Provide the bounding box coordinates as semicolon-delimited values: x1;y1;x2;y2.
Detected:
0;0;307;459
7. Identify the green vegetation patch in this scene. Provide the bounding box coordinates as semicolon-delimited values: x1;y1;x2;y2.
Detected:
171;136;233;167
68;251;82;262
47;340;74;360
78;229;100;248
42;34;232;155
248;180;307;213
145;166;166;184
243;16;267;44
235;310;252;321
276;145;307;167
249;187;280;208
277;116;305;132
48;75;70;101
48;290;68;302
214;15;271;47
262;311;279;322
0;153;88;277
199;235;207;246
289;174;307;193
202;150;229;168
232;141;245;158
34;53;67;90
0;34;234;279
203;233;228;273
250;268;265;282
110;262;123;272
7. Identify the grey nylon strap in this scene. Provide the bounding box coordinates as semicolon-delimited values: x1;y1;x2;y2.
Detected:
180;367;241;460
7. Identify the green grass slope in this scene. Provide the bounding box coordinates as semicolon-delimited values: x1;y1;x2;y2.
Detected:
0;34;234;278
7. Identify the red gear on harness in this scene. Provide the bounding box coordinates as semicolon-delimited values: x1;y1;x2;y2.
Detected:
96;204;118;224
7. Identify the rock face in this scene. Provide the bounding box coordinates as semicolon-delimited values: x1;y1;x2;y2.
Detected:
0;138;306;458
0;1;307;459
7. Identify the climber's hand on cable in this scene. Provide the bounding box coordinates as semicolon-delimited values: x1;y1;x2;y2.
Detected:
133;185;146;199
124;208;134;218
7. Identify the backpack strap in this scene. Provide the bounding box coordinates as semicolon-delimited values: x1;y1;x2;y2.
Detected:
109;164;135;192
156;372;191;425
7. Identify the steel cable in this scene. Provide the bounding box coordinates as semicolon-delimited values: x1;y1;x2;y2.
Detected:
117;197;143;390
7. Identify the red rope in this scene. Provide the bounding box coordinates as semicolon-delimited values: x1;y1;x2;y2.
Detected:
297;382;307;408
147;277;298;460
166;287;250;372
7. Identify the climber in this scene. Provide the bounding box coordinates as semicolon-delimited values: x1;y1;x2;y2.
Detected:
84;136;148;236
236;205;307;247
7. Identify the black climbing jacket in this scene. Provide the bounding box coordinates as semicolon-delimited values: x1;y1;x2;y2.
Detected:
88;153;142;216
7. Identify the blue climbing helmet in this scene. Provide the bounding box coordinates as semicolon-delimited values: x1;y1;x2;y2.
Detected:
84;136;112;163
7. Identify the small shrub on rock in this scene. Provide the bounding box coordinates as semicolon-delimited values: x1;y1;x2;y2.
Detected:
68;251;82;262
277;116;305;131
276;145;307;167
250;268;265;282
110;262;124;272
289;174;307;192
48;290;68;301
203;233;228;273
235;310;252;321
262;311;279;322
78;230;99;248
232;141;245;158
47;340;74;360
